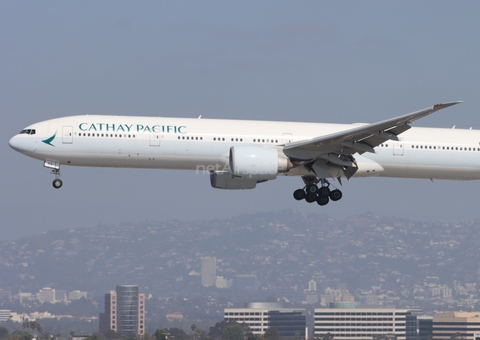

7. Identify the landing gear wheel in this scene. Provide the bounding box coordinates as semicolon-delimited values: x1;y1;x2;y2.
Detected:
293;189;306;201
318;186;330;196
329;189;342;201
305;184;318;194
305;193;317;203
317;195;329;206
52;179;63;189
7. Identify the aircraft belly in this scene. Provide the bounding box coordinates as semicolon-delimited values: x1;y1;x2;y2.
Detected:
36;140;230;171
372;149;480;180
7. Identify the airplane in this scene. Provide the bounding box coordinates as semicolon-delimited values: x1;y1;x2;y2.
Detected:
8;101;480;206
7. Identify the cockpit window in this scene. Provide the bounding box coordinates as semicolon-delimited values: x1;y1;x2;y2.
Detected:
19;129;36;135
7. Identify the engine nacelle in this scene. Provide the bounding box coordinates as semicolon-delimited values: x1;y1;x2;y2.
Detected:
229;146;288;181
210;171;257;190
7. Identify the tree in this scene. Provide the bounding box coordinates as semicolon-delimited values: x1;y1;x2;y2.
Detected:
154;330;167;340
263;328;278;340
86;333;107;340
191;324;207;340
160;328;188;340
246;333;261;340
11;330;34;340
222;325;243;340
102;330;122;340
22;320;43;336
0;327;9;339
316;333;334;340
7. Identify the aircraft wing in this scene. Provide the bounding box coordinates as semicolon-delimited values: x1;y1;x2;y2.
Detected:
283;101;461;161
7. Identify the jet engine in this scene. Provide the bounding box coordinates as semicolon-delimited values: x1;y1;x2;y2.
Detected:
229;146;289;181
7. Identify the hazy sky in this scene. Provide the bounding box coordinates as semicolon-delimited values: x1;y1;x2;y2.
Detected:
2;1;480;240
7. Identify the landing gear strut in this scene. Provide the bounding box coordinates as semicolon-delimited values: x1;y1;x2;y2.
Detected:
292;178;342;206
44;161;63;189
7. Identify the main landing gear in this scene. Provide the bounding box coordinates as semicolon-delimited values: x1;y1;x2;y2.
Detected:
293;179;342;206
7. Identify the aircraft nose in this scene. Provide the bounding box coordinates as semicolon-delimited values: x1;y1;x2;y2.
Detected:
9;135;18;151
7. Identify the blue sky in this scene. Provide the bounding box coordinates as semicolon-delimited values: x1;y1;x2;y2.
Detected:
2;1;480;240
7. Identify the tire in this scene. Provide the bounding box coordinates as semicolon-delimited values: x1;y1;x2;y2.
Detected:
317;195;329;206
53;179;63;189
329;189;342;201
293;189;306;201
318;186;330;196
305;184;318;194
305;193;317;203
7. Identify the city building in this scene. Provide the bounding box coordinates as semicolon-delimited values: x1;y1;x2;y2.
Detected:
314;304;417;340
433;312;480;340
224;302;306;337
309;280;317;292
55;290;67;302
68;290;87;301
0;309;11;322
99;285;145;335
306;279;319;305
215;276;232;289
37;287;55;303
234;274;259;290
201;256;216;287
418;316;433;340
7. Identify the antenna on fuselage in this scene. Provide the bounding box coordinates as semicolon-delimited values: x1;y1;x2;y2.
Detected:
198;115;202;119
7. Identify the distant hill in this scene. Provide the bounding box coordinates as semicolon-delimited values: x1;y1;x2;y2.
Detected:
0;209;479;313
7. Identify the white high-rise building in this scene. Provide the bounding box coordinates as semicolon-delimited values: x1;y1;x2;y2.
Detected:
309;280;317;292
37;287;55;303
201;257;216;287
99;285;145;335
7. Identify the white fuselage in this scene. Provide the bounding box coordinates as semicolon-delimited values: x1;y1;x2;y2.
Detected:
9;115;480;181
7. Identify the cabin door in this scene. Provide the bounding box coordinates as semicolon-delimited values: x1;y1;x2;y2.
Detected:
62;126;73;144
150;134;160;146
393;140;404;156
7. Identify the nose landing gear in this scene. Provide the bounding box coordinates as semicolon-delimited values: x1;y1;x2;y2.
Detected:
44;161;63;189
293;178;342;206
52;171;63;189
